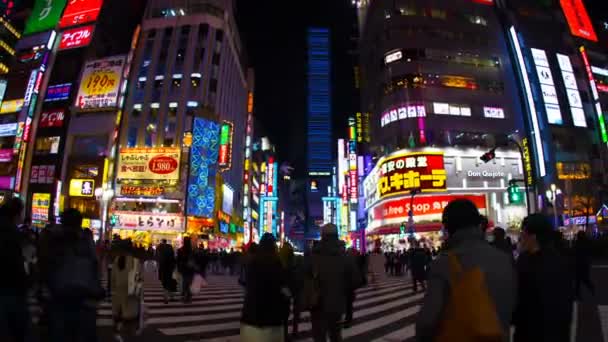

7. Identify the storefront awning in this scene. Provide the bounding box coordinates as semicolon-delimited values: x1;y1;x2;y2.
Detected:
367;220;495;236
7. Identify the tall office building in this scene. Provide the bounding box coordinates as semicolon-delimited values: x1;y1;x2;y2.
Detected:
307;27;332;176
115;0;249;244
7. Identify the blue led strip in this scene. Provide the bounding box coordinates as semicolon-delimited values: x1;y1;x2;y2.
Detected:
187;118;220;217
307;28;332;174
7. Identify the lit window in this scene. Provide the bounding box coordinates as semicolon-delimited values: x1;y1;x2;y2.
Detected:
483;107;505;119
433;102;471;116
384;10;391;19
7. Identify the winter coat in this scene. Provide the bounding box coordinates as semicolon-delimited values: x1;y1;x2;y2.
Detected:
0;222;27;295
416;227;516;342
240;255;288;327
308;238;362;315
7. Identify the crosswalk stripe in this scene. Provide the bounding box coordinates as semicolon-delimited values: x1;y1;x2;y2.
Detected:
371;324;416;342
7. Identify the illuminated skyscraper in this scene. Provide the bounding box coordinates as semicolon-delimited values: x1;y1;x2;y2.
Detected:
307;27;332;176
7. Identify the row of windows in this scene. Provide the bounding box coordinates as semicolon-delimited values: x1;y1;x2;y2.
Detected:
127;104;200;148
384;73;505;94
381;130;505;151
385;6;488;27
385;48;500;68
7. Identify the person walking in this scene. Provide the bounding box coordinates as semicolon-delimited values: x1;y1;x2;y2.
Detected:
0;198;33;342
409;241;430;292
513;214;575;342
491;227;515;262
279;242;297;341
111;240;143;342
416;199;516;342
47;209;104;342
177;236;196;303
240;233;289;341
157;239;176;304
344;247;361;327
573;231;595;299
308;223;362;342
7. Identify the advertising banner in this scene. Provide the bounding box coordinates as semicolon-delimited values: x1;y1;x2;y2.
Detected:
113;211;184;232
377;152;447;200
30;165;55;184
371;194;487;221
119;185;165;197
187;118;220;218
45;83;71;102
39;109;65;128
75;55;125;110
59;0;104;28
59;25;94;50
0;99;24;114
69;178;94;197
32;193;51;223
0;123;17;137
117;147;180;180
560;0;597;42
24;0;67;35
531;48;563;125
0;148;12;162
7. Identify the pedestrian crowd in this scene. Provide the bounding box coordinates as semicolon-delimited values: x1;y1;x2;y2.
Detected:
0;195;601;342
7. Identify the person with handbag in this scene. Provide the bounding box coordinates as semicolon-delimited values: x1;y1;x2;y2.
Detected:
240;233;289;342
47;209;104;342
111;240;143;342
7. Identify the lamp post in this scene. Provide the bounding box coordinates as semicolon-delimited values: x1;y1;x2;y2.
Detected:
545;183;558;229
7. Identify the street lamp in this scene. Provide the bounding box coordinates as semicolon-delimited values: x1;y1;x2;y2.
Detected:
545;183;559;229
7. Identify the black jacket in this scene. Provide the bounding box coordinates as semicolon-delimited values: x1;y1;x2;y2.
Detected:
513;248;574;342
0;223;27;295
241;255;287;326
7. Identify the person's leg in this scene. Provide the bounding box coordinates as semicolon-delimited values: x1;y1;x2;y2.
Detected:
344;292;354;324
328;313;343;342
292;297;301;335
311;310;327;342
107;266;112;300
78;303;98;342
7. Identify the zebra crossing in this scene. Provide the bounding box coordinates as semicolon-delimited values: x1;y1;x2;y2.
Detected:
29;272;424;341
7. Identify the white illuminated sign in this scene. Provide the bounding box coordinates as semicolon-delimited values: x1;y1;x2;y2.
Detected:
483;107;505;119
557;53;586;127
433;102;471;116
591;66;608;77
531;48;563;125
381;104;426;127
384;50;402;64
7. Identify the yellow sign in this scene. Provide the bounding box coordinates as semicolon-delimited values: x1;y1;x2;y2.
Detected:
557;162;591;180
32;193;50;224
117;147;181;180
376;152;447;199
522;138;534;186
75;56;125;110
69;179;95;197
0;99;24;114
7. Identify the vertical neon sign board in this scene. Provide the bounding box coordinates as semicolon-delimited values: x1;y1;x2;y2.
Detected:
218;121;233;169
580;46;608;143
560;0;597;42
530;48;563;125
187;118;220;217
556;53;586;127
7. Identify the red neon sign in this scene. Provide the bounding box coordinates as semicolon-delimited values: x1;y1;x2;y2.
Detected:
59;25;95;50
40;110;66;128
59;0;104;28
560;0;597;42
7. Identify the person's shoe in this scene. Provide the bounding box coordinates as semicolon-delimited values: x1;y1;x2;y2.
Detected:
113;334;124;342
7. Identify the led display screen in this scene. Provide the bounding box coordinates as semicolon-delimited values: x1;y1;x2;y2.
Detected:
45;83;71;102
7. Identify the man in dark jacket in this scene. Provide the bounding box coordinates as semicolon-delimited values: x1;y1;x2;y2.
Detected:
309;224;362;342
0;198;32;342
513;214;574;342
157;239;176;303
410;241;430;292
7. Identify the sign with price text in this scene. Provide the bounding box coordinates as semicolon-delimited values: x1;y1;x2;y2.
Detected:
75;55;125;111
117;147;181;180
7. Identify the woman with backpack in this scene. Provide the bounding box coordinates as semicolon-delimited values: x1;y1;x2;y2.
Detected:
111;240;143;342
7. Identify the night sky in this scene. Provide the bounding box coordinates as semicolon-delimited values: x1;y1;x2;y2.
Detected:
236;0;355;176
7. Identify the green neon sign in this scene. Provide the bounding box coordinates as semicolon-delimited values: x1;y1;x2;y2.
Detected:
24;0;67;36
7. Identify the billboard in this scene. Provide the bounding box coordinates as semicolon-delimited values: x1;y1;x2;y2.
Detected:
187;118;220;217
75;55;125;110
381;103;426;127
0;148;12;162
24;0;67;35
531;48;563;125
560;0;597;42
59;0;104;28
69;179;94;197
32;193;51;224
59;25;94;50
39;109;65;128
30;165;56;184
556;53;586;127
218;121;233;169
113;211;184;232
45;83;71;102
0;99;24;114
371;194;487;221
117;147;181;180
0;123;17;136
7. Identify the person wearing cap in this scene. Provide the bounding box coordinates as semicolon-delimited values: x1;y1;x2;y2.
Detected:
416;199;516;342
308;223;361;342
512;214;574;342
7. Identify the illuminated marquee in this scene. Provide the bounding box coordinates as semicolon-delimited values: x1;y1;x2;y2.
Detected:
218;121;233;170
560;0;597;42
59;25;94;50
381;103;426;127
377;152;447;199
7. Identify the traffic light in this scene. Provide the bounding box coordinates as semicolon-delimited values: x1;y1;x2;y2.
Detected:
507;183;523;205
400;223;406;236
480;148;496;163
109;214;117;227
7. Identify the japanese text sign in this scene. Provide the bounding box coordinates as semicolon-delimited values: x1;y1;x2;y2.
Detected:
113;211;184;232
75;55;125;110
32;193;51;223
117;147;180;180
59;25;94;50
39;109;65;128
59;0;104;28
377;152;447;199
30;165;55;184
119;185;165;197
560;0;597;42
24;0;67;35
69;178;94;197
372;194;486;221
45;83;71;102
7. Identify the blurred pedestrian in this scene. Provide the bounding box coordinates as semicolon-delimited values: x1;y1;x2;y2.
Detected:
279;242;296;340
416;199;516;341
0;198;33;342
513;214;574;342
409;240;430;292
47;209;104;342
111;240;143;342
240;233;288;341
574;231;595;299
157;239;176;304
307;224;362;342
491;227;515;262
344;247;360;327
177;236;196;303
